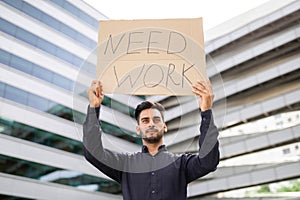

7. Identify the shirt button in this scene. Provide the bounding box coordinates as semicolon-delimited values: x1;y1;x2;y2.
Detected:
152;190;155;194
151;172;155;176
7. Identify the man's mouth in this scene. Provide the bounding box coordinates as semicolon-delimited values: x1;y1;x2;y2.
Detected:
146;129;158;133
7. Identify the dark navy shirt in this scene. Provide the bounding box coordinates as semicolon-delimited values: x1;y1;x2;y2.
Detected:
83;106;219;200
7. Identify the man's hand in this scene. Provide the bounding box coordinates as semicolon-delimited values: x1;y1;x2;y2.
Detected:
192;80;214;111
87;80;104;108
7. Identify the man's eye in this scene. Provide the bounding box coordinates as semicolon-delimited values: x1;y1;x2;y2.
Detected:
153;118;161;123
142;119;149;123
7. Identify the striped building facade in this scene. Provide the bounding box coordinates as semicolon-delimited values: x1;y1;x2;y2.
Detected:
0;0;300;199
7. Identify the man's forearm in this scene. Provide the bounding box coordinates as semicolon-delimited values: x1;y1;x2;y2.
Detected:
83;106;104;158
82;106;123;182
199;109;214;146
198;109;220;170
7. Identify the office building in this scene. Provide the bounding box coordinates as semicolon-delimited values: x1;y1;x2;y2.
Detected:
0;0;299;199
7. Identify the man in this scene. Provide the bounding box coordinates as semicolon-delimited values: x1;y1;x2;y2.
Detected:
83;80;219;200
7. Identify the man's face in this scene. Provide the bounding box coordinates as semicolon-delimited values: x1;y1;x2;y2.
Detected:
136;108;167;144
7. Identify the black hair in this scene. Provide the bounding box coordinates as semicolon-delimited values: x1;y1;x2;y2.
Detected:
134;101;165;123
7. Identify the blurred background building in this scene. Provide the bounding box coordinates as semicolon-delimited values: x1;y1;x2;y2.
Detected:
0;0;299;199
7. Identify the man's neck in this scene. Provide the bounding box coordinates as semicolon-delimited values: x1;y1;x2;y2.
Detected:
143;141;163;156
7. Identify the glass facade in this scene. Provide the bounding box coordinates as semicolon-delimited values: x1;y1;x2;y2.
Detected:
49;0;99;29
2;0;298;199
0;82;139;142
0;1;126;198
0;155;121;193
0;19;95;71
0;49;74;91
2;0;97;49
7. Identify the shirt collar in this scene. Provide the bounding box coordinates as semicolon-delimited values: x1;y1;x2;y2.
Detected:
142;144;167;153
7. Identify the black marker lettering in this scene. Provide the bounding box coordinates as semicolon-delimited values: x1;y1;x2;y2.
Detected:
182;64;194;87
147;31;161;54
104;34;125;55
114;64;145;88
167;31;187;54
127;32;143;54
166;63;180;87
143;64;164;88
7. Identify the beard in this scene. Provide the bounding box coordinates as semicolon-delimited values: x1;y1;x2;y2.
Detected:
141;128;164;144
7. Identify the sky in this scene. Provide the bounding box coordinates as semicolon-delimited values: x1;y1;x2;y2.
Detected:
83;0;271;31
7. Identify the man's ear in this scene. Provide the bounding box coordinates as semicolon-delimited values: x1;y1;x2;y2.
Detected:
136;125;141;136
164;123;168;133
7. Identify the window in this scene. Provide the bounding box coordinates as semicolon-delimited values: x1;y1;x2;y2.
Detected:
52;74;73;91
82;61;96;74
27;93;50;111
23;2;43;20
1;50;76;92
15;28;37;46
71;54;83;66
49;0;64;6
3;0;95;49
56;48;73;64
1;18;91;69
0;50;11;66
41;14;61;29
60;24;77;38
0;18;17;36
37;39;57;55
32;66;53;83
10;56;33;74
49;0;98;29
79;12;98;28
5;85;28;105
64;2;80;16
0;82;5;97
2;0;22;10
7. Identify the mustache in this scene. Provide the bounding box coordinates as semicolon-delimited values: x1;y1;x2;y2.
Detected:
146;128;159;133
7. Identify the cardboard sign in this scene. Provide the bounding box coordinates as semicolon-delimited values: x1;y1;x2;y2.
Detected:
97;18;207;95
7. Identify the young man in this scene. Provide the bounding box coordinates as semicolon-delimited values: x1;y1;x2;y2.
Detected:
83;80;219;200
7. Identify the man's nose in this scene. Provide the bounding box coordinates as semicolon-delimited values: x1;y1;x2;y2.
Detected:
148;120;155;127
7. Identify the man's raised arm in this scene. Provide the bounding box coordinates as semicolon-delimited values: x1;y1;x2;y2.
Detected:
185;80;220;182
82;80;124;183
